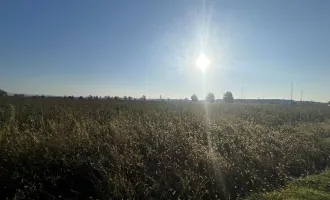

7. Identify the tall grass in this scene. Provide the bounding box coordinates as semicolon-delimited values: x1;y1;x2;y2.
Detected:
0;97;329;199
246;169;330;200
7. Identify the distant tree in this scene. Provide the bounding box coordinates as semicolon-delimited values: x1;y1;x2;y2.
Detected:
0;89;7;97
206;93;215;103
41;95;45;98
123;96;128;100
223;91;234;103
141;95;146;101
184;98;188;101
105;96;111;100
128;96;133;100
114;96;120;100
68;95;74;99
191;94;198;102
79;96;84;100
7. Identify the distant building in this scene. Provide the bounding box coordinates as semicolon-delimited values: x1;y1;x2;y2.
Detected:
14;94;25;97
0;89;7;96
233;99;299;105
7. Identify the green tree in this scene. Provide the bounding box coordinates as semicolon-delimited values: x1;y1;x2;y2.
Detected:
141;95;146;101
191;94;198;102
0;89;7;97
223;91;234;103
79;96;84;100
206;93;215;103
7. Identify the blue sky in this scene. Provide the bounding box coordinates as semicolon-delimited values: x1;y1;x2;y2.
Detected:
1;0;330;102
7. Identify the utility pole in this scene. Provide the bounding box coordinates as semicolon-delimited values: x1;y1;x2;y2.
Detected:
291;82;293;105
241;87;244;103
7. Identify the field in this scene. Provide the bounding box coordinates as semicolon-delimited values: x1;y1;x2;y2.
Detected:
0;97;330;199
247;169;330;200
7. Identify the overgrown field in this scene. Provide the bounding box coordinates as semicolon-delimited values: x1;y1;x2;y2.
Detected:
0;97;330;199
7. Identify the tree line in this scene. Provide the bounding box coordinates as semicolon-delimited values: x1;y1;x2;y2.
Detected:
191;91;234;103
1;88;235;103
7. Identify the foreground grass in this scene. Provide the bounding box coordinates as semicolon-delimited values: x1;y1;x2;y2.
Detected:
0;97;330;199
246;170;330;200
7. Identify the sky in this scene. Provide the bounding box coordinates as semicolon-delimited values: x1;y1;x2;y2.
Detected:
1;0;330;102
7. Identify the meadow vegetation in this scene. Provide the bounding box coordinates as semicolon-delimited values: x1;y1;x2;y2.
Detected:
246;169;330;200
0;97;329;199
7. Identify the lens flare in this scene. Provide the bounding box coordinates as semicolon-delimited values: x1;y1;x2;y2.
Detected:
196;53;210;72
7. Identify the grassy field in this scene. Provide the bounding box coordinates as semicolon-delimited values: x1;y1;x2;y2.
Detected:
0;97;330;199
246;169;330;200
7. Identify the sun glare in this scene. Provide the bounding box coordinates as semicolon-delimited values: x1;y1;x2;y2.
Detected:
196;53;210;72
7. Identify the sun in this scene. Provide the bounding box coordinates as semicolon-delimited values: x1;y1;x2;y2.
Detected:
196;53;210;72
